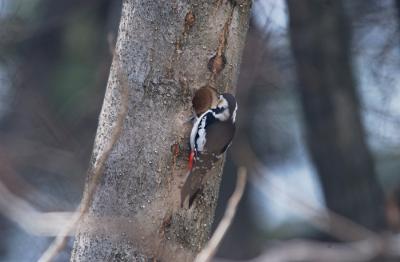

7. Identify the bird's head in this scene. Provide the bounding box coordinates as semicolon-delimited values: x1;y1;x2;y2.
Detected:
192;86;219;117
214;93;237;122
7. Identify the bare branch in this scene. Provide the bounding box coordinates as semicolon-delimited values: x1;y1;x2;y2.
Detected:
37;53;130;262
0;180;73;236
216;234;400;262
195;167;247;262
233;138;377;242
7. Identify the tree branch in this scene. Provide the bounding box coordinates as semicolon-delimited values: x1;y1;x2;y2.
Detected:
216;235;400;262
37;53;130;262
195;167;247;262
0;180;73;236
233;138;377;242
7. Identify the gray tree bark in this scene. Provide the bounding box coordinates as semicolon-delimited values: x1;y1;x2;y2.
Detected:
71;0;251;261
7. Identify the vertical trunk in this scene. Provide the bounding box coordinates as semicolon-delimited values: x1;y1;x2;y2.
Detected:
286;0;386;231
396;0;400;30
71;0;251;261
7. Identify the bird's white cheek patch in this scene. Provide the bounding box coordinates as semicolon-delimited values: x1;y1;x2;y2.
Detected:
213;109;229;121
232;103;238;123
218;97;228;108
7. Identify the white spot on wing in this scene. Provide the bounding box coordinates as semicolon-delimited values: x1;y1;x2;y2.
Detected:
232;103;238;123
190;110;210;152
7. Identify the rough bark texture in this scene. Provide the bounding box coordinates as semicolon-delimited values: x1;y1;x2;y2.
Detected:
286;0;386;231
71;0;251;261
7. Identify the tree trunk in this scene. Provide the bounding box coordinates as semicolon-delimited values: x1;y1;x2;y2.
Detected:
286;0;386;231
71;0;251;261
396;0;400;30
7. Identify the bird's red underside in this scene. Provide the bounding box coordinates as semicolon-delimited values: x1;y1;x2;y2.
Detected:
188;150;195;171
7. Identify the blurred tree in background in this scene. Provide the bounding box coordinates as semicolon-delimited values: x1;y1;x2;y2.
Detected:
287;0;386;231
0;0;121;260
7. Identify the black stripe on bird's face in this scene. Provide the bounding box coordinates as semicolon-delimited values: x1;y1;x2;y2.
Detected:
221;93;237;118
212;94;236;122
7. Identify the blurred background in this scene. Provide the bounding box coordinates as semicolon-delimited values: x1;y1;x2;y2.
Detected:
1;0;400;261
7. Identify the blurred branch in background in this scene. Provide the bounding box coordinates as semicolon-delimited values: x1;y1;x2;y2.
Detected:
228;136;400;261
233;137;375;242
0;180;72;236
195;168;247;262
0;0;122;260
215;236;400;262
38;50;129;262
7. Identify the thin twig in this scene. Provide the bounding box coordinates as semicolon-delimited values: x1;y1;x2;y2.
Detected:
232;139;377;242
37;53;130;262
250;171;376;242
194;167;247;262
0;181;73;236
215;234;400;262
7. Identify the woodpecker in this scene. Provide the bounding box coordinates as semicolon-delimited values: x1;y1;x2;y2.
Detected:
181;92;237;208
